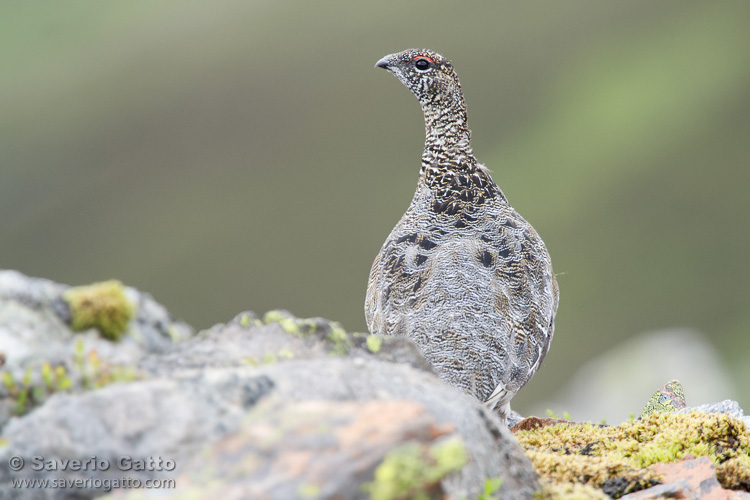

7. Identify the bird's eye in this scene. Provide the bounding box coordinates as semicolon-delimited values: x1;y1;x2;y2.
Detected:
414;57;432;72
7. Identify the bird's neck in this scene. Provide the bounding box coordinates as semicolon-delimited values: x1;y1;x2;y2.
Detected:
417;99;504;206
420;100;476;173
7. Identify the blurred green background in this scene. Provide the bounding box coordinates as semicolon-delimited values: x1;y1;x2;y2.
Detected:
2;1;749;418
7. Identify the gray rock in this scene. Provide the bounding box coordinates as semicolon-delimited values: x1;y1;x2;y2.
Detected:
677;399;750;428
618;480;694;500
139;310;432;376
1;303;540;500
0;270;193;370
0;372;274;500
677;399;744;418
108;399;477;500
0;270;194;429
254;358;534;498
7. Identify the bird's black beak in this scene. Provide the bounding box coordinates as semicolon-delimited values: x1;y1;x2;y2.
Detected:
375;55;391;70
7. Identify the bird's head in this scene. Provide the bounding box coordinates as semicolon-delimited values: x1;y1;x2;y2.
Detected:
375;49;463;108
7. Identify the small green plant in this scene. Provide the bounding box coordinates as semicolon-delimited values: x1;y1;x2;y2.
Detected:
2;371;15;391
1;363;74;415
1;339;141;417
41;363;53;389
74;339;140;390
478;477;503;500
545;409;572;421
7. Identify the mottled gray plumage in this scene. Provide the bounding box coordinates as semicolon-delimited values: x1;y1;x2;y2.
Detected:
366;49;559;425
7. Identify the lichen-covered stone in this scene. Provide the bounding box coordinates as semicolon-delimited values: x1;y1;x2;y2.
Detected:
617;480;694;500
516;412;750;497
678;399;749;425
1;304;539;500
638;379;686;419
648;456;750;499
0;271;194;426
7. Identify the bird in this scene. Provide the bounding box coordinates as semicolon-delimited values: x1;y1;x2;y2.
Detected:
365;49;559;425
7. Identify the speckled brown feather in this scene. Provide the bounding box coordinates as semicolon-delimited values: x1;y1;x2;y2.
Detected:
366;49;559;425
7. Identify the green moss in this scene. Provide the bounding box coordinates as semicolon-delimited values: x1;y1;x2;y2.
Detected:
63;280;135;341
517;412;750;497
366;335;383;353
326;322;351;356
262;310;352;356
536;482;610;500
429;436;467;475
263;310;301;334
245;348;296;367
238;312;258;328
277;347;294;359
262;310;322;336
297;483;321;498
363;436;467;500
239;313;257;328
717;453;750;490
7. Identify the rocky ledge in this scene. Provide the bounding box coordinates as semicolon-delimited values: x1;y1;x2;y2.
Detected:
0;270;748;499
